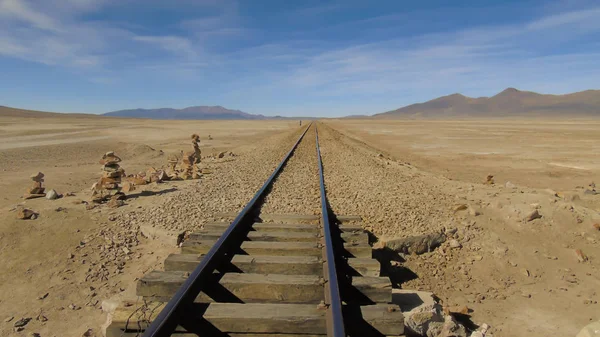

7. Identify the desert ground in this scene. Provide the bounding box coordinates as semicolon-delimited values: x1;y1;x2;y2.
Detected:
0;115;599;337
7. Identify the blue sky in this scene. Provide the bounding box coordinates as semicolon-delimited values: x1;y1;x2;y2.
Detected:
0;0;599;117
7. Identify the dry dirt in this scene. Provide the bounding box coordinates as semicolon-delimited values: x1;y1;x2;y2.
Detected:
0;115;300;337
321;120;600;337
1;115;599;337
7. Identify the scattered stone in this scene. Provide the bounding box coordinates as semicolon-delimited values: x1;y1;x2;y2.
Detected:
453;204;468;213
443;305;469;315
376;232;446;255
575;249;588;262
218;151;226;159
37;292;49;300
505;181;516;189
471;323;492;337
106;197;124;209
82;329;97;337
593;223;600;231
17;208;38;220
121;181;135;193
29;332;41;337
46;189;59;200
525;209;542;222
448;239;461;249
468;207;481;216
4;316;14;322
437;314;467;337
14;317;31;328
36;314;48;322
69;304;81;310
485;174;494;185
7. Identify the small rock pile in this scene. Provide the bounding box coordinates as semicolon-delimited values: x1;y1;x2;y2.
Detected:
181;134;201;180
126;167;169;187
92;152;128;207
24;172;46;199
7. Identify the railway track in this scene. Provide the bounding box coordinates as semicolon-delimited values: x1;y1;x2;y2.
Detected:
107;123;405;337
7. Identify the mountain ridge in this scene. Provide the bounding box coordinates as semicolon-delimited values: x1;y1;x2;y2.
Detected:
374;88;600;118
104;105;267;120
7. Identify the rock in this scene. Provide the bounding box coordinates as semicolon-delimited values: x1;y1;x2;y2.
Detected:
218;151;226;158
69;304;81;310
485;174;494;185
576;321;600;337
107;198;124;209
157;170;169;181
453;204;468;213
29;333;41;337
594;223;600;231
438;315;467;337
101;299;120;314
575;249;588;262
30;172;44;182
525;210;542;222
17;208;38;220
121;181;134;192
505;181;516;189
4;316;14;322
82;328;97;337
443;305;469;315
471;323;492;337
38;292;49;300
379;232;446;255
14;317;31;328
468;207;481;216
448;239;462;249
392;289;443;337
46;189;59;200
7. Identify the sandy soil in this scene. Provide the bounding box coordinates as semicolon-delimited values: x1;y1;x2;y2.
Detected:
326;119;600;191
0;116;298;337
321;120;600;337
1;115;599;337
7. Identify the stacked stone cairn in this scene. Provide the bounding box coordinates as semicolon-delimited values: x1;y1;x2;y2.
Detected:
92;152;129;205
181;134;201;180
24;172;46;199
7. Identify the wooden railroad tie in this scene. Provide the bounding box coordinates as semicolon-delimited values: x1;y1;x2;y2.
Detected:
107;217;405;336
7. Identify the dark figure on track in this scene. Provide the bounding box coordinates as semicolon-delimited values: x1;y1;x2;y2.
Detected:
299;120;302;126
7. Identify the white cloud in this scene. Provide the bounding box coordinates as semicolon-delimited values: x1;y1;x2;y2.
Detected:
0;0;61;31
133;35;197;56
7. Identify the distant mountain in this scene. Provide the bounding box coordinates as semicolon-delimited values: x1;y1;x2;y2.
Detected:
374;88;600;118
0;105;94;118
104;106;267;120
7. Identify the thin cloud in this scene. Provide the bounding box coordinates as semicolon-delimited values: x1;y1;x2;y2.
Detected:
133;35;197;56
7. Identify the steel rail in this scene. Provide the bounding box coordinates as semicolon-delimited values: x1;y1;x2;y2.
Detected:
316;125;346;337
142;124;312;337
